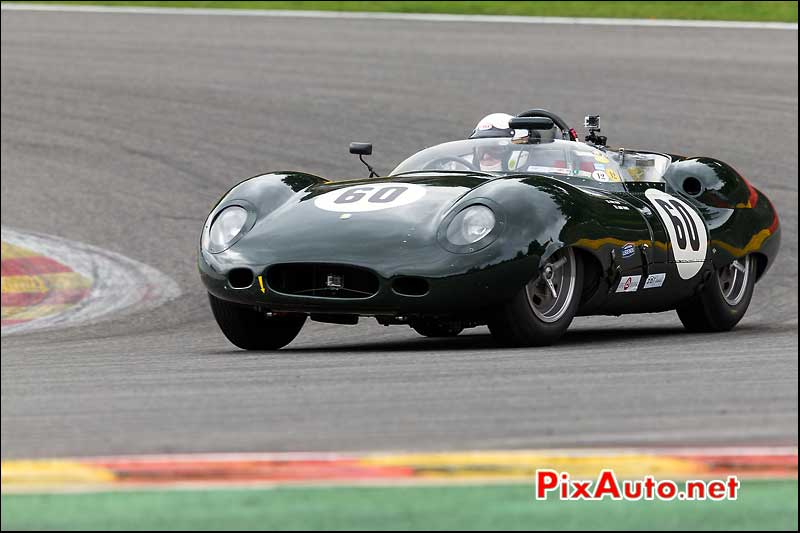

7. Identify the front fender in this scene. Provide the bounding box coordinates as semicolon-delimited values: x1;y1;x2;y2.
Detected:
200;171;328;246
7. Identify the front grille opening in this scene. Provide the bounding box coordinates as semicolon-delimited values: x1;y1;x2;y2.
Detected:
392;276;429;296
228;268;254;289
266;263;379;299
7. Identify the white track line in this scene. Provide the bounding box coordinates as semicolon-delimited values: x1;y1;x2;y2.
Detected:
66;445;800;464
1;227;180;335
1;3;797;30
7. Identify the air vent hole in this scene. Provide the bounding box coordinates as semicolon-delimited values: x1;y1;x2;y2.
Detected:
682;176;703;197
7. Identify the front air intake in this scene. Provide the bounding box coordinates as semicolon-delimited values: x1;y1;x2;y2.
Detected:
266;263;379;299
392;276;429;296
227;268;254;289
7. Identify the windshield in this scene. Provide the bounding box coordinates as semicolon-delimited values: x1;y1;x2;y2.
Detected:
390;138;670;183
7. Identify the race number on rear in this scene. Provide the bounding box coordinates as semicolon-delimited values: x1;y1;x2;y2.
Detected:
645;189;708;280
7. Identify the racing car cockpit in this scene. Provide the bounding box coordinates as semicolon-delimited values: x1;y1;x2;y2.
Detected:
391;112;671;184
391;135;670;185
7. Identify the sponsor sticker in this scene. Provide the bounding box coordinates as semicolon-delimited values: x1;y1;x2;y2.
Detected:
606;169;622;182
526;166;569;175
314;183;426;213
644;273;666;289
605;199;630;211
595;155;610;164
621;243;636;259
616;275;641;293
592;170;609;182
627;167;646;181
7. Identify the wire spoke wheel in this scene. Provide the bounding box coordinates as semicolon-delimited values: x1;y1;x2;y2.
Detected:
525;248;577;323
717;256;751;306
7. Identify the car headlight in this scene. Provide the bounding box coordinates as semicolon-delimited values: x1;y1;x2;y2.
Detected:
446;205;496;246
207;206;249;252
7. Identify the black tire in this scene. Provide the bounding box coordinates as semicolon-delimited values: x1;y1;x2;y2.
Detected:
410;320;464;338
488;248;584;347
676;255;756;332
208;293;306;350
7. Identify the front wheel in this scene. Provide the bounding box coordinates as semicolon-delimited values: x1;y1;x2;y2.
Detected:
676;255;756;332
208;294;306;350
488;248;583;346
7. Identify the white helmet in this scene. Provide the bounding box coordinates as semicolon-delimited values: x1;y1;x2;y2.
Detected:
469;113;515;139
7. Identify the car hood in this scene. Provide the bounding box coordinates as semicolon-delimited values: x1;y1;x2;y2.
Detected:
230;173;496;271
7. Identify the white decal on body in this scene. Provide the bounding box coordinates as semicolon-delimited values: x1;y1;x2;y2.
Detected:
644;189;708;280
616;275;641;293
643;273;667;289
314;183;426;213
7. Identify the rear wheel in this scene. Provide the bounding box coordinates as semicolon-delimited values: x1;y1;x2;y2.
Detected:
676;255;756;332
410;320;464;338
488;248;583;346
208;293;306;350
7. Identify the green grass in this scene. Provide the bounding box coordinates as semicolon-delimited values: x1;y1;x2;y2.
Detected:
5;1;798;23
1;480;797;530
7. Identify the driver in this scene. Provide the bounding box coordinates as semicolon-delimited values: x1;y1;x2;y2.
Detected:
475;143;508;172
469;113;529;171
469;113;515;139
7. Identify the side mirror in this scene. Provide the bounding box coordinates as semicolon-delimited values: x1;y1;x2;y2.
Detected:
349;142;373;156
508;117;555;131
349;142;378;177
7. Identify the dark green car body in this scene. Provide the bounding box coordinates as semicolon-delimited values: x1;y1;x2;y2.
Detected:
198;150;780;324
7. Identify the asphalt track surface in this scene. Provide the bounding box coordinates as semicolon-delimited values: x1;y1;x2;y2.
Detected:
1;9;797;459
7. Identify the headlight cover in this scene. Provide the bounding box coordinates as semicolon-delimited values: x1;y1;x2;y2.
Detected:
446;205;496;246
207;206;249;253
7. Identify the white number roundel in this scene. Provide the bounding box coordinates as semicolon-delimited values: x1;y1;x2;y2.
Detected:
645;189;708;280
314;183;426;213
